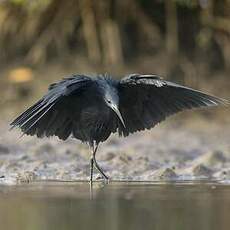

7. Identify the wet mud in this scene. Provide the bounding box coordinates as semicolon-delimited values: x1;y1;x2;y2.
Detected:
0;117;229;185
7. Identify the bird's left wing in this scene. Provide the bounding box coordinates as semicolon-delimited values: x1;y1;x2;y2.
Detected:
118;74;228;136
10;75;94;140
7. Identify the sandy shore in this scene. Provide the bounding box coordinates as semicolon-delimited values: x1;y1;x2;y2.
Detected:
0;115;229;185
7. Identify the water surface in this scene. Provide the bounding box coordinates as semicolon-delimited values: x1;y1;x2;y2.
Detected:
0;182;230;230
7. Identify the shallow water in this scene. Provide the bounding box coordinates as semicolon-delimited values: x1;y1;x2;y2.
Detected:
0;182;230;230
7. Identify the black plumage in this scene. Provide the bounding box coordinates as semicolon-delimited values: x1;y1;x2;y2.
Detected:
10;73;228;182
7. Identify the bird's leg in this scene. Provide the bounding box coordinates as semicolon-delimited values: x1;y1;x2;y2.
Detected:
90;156;94;184
89;142;96;184
92;141;109;181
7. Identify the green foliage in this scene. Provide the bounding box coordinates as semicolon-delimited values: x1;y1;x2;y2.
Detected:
9;0;51;11
175;0;197;8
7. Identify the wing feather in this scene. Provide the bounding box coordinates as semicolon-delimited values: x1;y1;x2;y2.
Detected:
10;75;93;140
118;74;228;136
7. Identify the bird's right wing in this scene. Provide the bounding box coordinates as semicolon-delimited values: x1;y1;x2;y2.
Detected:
10;75;94;140
118;74;228;136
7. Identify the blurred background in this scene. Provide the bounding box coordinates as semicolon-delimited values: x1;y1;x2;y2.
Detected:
0;0;229;120
0;3;230;228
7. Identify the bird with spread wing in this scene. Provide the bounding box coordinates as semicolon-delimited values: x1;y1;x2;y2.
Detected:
10;74;228;183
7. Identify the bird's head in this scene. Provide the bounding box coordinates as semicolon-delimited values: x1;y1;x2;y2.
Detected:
103;84;126;128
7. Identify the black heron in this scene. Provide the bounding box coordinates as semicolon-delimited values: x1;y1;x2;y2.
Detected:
10;74;228;183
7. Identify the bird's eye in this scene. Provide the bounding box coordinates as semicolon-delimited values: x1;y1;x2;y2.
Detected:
107;100;111;104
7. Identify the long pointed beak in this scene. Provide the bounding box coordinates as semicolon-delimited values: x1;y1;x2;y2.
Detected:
111;105;126;128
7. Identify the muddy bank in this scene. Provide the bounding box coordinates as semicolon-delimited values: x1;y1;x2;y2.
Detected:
0;116;229;185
